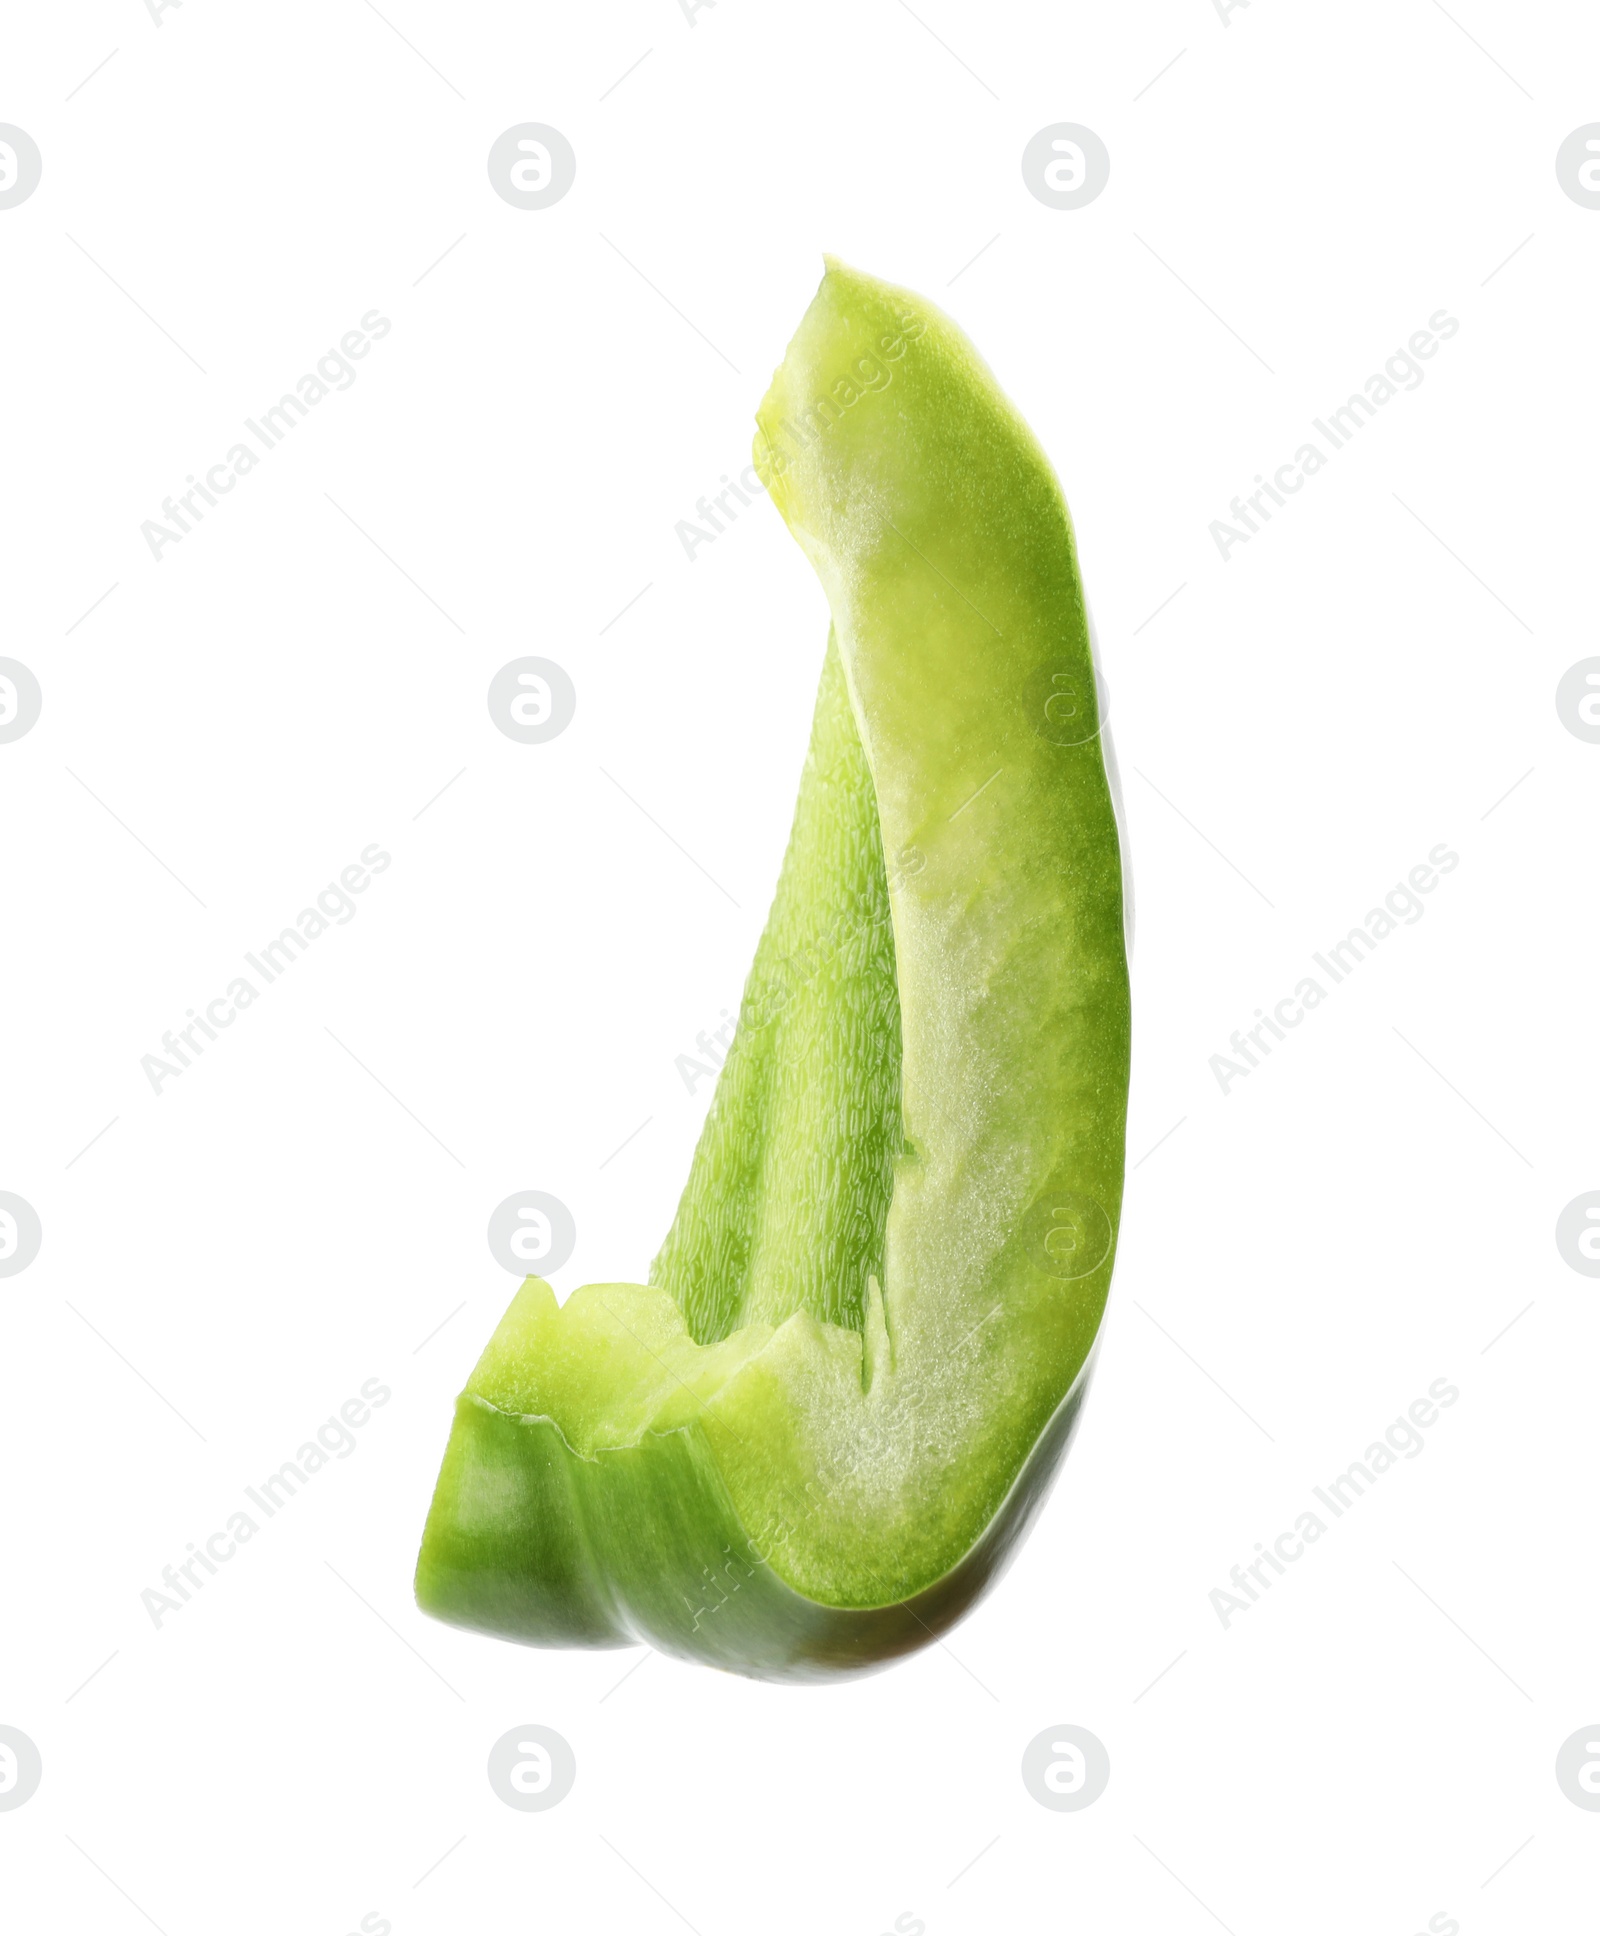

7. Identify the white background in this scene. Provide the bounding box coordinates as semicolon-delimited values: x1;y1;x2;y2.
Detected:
1;1;1596;1931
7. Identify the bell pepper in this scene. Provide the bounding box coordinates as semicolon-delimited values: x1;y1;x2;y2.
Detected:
415;259;1131;1679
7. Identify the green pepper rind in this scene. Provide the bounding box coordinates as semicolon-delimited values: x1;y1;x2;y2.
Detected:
415;259;1130;1678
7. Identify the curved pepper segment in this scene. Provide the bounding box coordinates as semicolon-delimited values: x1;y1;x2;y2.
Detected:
415;260;1131;1679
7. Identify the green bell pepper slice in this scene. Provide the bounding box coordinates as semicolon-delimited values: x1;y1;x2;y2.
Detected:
415;259;1131;1679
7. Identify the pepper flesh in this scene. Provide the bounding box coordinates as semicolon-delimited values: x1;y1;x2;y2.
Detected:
415;260;1131;1679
